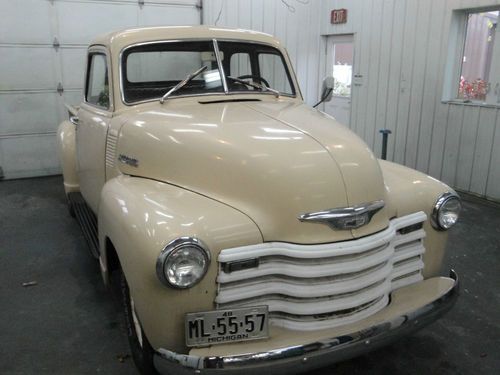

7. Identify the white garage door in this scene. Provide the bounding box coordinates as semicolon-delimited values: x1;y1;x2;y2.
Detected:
0;0;200;179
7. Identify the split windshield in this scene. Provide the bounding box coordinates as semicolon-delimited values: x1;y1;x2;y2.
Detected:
121;40;295;104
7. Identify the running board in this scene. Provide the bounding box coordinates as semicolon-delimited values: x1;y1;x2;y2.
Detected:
68;192;99;259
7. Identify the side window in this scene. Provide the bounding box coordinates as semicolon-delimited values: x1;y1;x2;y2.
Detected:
230;53;252;77
86;54;109;109
444;9;500;104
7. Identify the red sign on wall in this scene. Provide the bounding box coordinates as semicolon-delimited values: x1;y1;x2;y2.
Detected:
331;9;348;24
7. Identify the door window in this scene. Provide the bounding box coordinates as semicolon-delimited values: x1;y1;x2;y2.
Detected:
324;35;354;126
86;54;109;109
331;42;353;98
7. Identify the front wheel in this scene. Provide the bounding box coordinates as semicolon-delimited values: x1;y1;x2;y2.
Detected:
121;270;158;375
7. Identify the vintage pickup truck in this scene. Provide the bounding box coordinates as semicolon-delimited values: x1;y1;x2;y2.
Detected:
57;26;460;375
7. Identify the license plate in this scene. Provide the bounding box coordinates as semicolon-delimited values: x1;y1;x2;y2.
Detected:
185;306;269;347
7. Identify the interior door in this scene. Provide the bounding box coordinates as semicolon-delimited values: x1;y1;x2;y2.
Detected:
323;35;354;126
76;49;112;213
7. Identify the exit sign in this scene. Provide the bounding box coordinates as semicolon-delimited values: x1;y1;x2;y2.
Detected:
331;9;348;24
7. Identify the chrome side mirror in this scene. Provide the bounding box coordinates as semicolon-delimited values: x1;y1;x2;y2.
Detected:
313;76;334;108
69;116;79;126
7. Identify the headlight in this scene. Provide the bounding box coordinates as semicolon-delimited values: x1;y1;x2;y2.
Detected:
431;192;462;230
156;237;210;289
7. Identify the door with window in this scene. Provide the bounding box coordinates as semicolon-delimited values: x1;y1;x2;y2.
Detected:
323;35;354;126
77;49;112;213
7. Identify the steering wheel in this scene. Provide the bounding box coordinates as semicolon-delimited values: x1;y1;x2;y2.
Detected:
236;75;270;88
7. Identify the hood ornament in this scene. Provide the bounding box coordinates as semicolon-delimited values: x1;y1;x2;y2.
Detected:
298;200;385;230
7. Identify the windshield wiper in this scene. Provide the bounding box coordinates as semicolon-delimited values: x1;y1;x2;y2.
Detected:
227;76;280;98
160;66;208;104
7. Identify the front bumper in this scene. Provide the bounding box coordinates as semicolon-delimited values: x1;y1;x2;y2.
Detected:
154;270;458;375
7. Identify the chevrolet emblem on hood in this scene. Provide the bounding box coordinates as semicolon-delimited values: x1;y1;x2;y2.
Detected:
298;200;385;230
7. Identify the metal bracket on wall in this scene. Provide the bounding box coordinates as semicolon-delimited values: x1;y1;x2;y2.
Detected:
138;0;145;7
53;37;60;51
57;83;64;96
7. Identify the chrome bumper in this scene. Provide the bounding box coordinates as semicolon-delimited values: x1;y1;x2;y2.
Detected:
154;270;458;375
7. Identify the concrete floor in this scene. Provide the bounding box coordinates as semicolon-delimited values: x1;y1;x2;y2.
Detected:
0;175;499;375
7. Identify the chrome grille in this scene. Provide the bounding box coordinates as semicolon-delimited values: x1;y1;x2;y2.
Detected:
215;212;426;331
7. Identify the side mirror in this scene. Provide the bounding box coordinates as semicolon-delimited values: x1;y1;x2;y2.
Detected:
313;76;334;108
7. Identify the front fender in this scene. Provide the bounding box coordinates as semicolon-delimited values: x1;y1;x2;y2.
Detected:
379;160;456;278
98;175;262;353
57;120;79;194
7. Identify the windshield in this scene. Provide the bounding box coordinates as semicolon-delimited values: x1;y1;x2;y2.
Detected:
121;40;296;104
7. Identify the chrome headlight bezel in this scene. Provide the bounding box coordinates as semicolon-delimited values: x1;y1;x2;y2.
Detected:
431;192;462;230
156;237;211;289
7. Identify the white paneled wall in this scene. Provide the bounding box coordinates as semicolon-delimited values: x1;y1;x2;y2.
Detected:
0;0;200;179
203;0;500;201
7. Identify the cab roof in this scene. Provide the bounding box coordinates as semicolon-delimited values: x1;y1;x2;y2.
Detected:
90;25;282;52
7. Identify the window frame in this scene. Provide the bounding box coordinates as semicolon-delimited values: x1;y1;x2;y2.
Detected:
84;46;113;111
443;6;500;107
220;41;297;97
118;39;300;106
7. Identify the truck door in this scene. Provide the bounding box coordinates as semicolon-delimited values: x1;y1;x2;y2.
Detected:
76;48;112;213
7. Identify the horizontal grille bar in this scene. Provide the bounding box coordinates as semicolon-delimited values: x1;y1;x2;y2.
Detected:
269;296;390;331
217;279;392;315
217;244;393;283
215;261;393;303
218;212;426;262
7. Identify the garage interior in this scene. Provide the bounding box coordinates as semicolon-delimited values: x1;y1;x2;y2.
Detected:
1;0;499;374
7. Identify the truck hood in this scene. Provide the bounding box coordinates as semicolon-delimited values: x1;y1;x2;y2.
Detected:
116;99;388;243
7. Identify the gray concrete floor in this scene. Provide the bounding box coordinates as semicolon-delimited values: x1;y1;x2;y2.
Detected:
0;175;499;375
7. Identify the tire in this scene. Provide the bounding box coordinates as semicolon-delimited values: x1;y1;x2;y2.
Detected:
120;270;158;375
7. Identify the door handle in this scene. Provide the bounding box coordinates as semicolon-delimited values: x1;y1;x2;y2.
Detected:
70;116;79;126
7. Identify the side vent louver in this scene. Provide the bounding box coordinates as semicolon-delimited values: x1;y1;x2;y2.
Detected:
105;129;118;168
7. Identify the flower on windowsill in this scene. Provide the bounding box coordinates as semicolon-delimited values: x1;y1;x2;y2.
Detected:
458;76;488;101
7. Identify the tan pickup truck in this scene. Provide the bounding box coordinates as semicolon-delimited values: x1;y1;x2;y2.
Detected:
57;26;460;375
